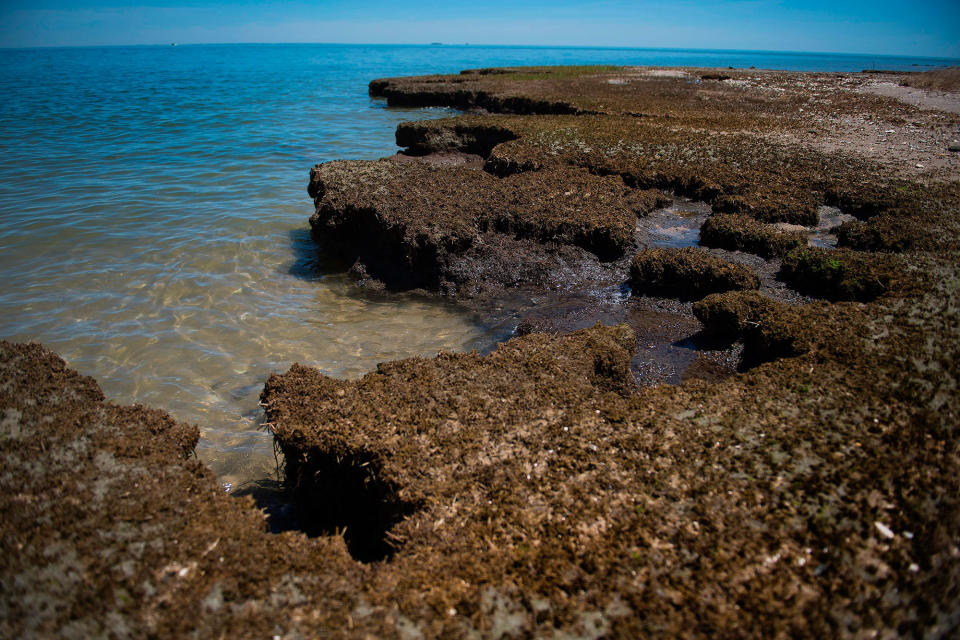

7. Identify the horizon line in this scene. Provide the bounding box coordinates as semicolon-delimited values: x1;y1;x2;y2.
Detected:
1;41;958;62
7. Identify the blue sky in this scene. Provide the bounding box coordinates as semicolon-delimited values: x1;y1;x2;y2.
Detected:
1;1;958;57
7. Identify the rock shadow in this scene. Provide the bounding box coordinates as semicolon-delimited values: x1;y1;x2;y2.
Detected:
286;227;353;282
234;450;418;564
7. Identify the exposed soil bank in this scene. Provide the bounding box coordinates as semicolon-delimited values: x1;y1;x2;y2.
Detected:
4;65;960;637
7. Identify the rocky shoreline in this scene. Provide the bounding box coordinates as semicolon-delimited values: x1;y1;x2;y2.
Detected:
3;66;959;637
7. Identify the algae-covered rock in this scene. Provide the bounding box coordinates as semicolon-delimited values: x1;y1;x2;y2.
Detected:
0;341;363;638
396;119;519;157
263;324;638;499
700;213;807;258
370;70;593;114
7;279;960;637
690;290;875;367
308;160;638;292
260;284;960;637
825;180;919;220
8;62;960;638
837;212;926;253
693;290;787;339
780;246;900;301
630;247;760;299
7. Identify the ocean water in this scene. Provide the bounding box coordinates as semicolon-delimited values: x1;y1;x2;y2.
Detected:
1;44;955;487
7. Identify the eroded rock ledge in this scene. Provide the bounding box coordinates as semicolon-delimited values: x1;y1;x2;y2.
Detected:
315;66;958;304
5;65;959;638
263;279;960;636
6;272;959;636
280;65;960;635
0;341;360;637
308;160;657;294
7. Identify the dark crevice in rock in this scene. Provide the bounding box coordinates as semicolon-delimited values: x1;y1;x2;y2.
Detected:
738;331;808;371
371;81;592;115
691;290;806;371
230;479;309;535
309;202;457;291
396;121;519;158
286;227;355;281
279;448;418;563
483;155;542;178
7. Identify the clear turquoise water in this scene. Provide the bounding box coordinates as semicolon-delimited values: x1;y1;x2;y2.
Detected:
1;44;955;486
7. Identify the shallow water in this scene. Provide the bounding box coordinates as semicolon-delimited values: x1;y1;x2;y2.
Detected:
1;45;953;488
640;199;713;249
0;45;501;487
808;206;858;248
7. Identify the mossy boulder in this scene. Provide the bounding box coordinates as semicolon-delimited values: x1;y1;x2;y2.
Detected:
630;247;760;300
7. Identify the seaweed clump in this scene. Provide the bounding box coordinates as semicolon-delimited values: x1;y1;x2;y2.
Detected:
699;213;807;258
630;247;760;300
780;247;901;301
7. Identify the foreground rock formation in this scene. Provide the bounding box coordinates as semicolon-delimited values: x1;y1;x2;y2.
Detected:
3;66;960;637
0;342;365;637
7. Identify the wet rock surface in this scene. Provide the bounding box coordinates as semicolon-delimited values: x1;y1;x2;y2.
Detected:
5;65;960;637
